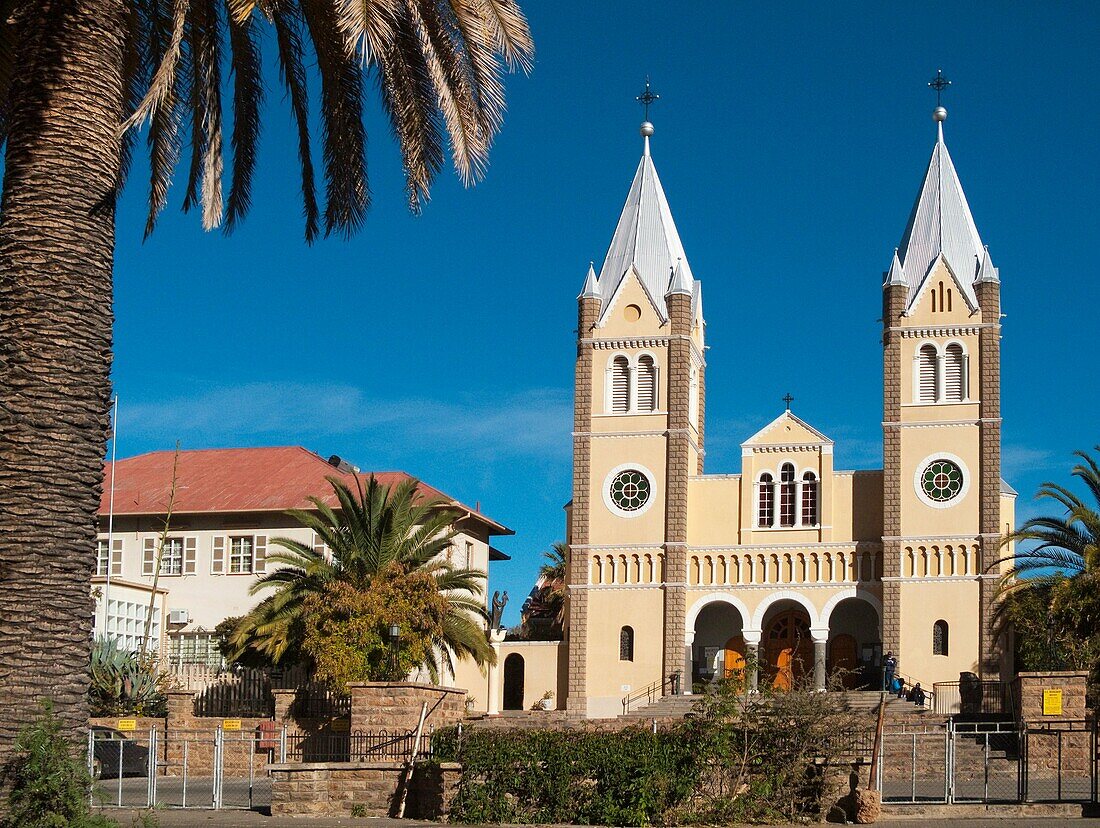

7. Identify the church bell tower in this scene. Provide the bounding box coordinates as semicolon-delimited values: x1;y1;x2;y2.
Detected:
881;84;1003;681
565;97;706;716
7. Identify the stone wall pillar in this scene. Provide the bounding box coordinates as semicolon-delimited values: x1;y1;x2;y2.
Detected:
976;278;1002;678
348;683;465;735
566;295;601;715
880;282;907;655
663;290;693;694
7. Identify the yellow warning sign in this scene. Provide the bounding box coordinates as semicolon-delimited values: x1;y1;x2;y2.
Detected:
117;718;137;732
1043;689;1063;716
222;719;242;731
330;718;351;732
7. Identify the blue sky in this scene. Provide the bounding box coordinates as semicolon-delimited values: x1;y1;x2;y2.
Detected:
111;2;1100;625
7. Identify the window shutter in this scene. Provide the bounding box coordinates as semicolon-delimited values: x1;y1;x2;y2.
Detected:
636;356;656;411
111;539;124;576
211;536;225;575
944;344;964;401
183;537;197;575
142;538;156;577
312;532;327;559
918;345;937;402
611;356;630;413
254;535;267;574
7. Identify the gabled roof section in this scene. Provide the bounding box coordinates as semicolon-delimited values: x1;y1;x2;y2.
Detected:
99;446;513;535
894;120;986;311
741;410;834;449
594;137;694;325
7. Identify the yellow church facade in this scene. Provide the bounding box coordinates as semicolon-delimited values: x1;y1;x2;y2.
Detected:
559;108;1016;718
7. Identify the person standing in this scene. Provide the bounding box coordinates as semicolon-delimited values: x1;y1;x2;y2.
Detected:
883;651;897;692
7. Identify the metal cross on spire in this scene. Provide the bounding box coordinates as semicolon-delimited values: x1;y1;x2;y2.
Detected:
783;393;794;411
637;77;659;121
928;69;951;107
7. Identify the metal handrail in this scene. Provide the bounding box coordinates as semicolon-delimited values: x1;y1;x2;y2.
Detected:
621;672;681;715
891;671;935;710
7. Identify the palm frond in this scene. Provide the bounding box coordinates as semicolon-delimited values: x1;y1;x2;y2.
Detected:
300;0;369;237
224;2;264;231
270;1;320;241
473;0;533;73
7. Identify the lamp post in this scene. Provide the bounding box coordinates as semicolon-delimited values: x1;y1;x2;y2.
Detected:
388;623;401;680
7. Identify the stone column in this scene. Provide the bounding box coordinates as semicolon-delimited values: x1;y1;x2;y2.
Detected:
662;291;693;695
743;630;761;694
485;629;506;715
811;630;829;691
566;294;601;715
880;282;907;656
976;278;1002;679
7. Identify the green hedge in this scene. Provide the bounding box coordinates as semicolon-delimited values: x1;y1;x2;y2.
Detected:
433;727;700;826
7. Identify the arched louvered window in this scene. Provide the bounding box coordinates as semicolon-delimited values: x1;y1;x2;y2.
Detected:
611;356;630;413
933;620;949;656
637;355;657;411
619;626;634;661
801;472;818;526
918;344;938;403
779;463;796;527
758;473;775;527
945;343;965;402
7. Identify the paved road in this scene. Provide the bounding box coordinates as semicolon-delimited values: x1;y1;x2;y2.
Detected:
97;813;1100;828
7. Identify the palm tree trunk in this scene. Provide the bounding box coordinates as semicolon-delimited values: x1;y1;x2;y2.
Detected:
0;0;125;776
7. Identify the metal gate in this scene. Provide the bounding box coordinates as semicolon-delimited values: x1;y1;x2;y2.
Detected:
949;721;1020;803
89;726;272;810
879;722;950;802
1021;719;1095;803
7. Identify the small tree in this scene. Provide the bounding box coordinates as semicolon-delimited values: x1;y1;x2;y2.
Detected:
5;702;115;828
301;572;449;692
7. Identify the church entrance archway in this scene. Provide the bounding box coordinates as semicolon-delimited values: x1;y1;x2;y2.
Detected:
503;653;524;710
762;606;813;690
691;600;745;687
827;598;881;690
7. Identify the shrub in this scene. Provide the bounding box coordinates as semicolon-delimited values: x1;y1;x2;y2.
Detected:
4;702;116;828
88;638;170;718
434;666;867;825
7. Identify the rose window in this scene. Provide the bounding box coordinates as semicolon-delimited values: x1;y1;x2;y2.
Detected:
921;459;964;503
609;470;651;512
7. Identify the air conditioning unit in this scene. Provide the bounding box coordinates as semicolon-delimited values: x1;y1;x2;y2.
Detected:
168;609;190;625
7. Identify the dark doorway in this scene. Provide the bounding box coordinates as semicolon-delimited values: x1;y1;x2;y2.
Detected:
503;653;525;710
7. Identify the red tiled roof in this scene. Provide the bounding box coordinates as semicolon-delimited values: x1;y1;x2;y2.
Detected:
99;446;512;535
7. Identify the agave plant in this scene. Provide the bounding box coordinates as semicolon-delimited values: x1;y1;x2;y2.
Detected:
89;638;170;718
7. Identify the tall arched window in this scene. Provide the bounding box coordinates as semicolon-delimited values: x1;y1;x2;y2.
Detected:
918;344;938;402
619;626;634;661
636;355;657;411
610;356;630;413
758;473;775;527
933;620;949;656
944;343;965;402
779;463;796;527
688;365;699;427
801;472;818;526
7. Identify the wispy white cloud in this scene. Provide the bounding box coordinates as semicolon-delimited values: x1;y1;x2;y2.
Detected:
1001;444;1057;481
121;382;573;462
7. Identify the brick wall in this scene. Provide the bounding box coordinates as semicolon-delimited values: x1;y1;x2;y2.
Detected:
348;683;464;734
270;760;462;818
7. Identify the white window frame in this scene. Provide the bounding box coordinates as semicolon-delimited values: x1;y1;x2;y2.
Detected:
913;452;971;510
96;539;110;577
602;462;658;519
160;537;184;576
229;535;254;574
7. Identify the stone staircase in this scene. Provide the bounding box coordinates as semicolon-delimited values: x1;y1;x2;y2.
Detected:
619;693;700;720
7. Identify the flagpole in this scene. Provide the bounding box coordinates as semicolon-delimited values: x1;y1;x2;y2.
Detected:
101;395;118;639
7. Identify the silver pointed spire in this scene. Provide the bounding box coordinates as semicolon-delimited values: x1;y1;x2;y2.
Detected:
666;258;692;297
976;246;999;284
595;125;694;325
579;261;601;299
892;84;986;310
885;248;906;287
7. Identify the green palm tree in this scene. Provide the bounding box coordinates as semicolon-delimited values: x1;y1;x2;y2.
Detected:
997;447;1100;596
0;0;530;758
538;541;567;629
230;474;495;682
